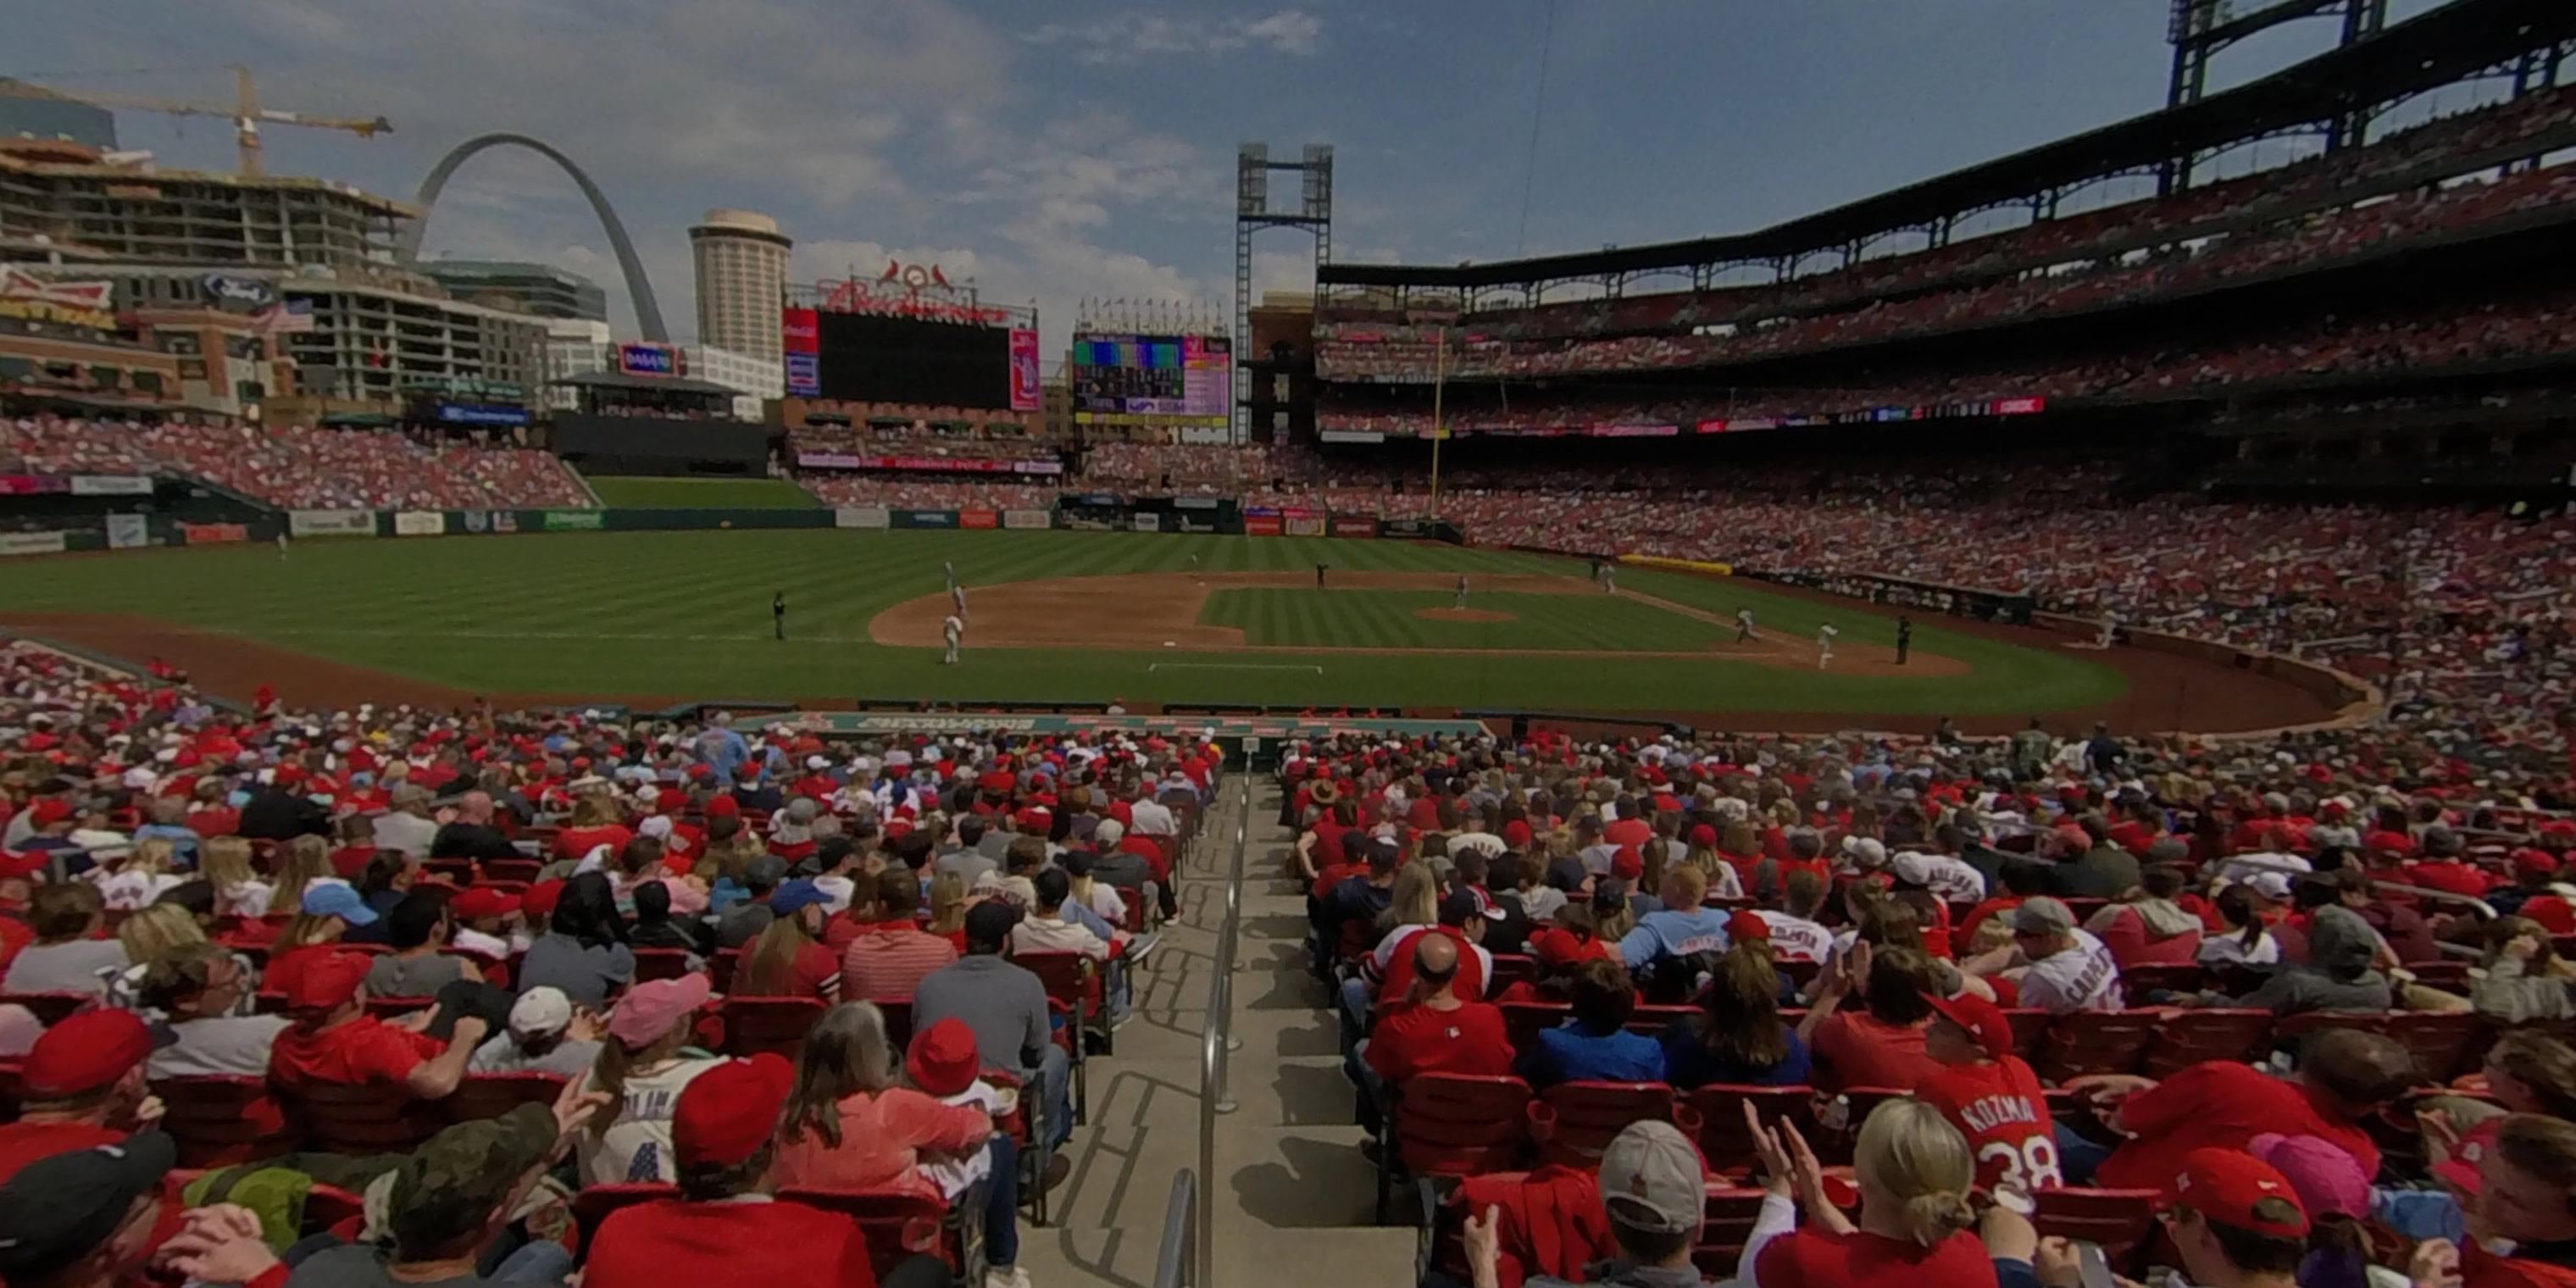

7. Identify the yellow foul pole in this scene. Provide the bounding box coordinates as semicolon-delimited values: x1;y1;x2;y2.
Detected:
1428;325;1447;519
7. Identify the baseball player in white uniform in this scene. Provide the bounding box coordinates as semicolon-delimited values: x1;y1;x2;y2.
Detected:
275;530;290;562
1735;608;1757;642
943;560;956;592
941;613;964;664
1601;562;1616;594
2096;613;2118;649
1453;575;1470;609
1816;623;1838;669
950;582;967;620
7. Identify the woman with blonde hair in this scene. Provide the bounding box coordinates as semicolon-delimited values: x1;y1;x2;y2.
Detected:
924;869;973;952
1740;1097;1987;1288
93;836;186;912
197;836;273;919
107;902;258;1016
269;834;343;918
1372;861;1441;938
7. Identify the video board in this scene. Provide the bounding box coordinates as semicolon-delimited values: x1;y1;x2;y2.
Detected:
1070;332;1231;426
815;312;1012;410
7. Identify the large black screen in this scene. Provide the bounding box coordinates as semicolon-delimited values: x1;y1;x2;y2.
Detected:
814;313;1011;409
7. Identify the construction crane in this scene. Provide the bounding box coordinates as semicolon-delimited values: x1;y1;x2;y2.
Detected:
0;64;391;178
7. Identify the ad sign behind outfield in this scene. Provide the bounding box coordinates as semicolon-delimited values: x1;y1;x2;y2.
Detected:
291;510;376;538
1002;508;1052;530
0;531;66;556
834;507;891;530
393;511;445;536
178;523;247;545
543;511;605;531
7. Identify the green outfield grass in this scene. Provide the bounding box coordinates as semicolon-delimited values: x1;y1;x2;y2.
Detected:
0;530;2126;714
580;476;822;508
1202;588;1726;652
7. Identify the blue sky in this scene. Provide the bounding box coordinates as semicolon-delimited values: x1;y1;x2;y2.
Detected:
12;0;2476;353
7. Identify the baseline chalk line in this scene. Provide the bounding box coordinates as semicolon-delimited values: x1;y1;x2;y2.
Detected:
1146;663;1324;674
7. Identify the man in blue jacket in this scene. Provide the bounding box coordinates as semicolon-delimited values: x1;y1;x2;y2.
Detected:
1618;866;1730;981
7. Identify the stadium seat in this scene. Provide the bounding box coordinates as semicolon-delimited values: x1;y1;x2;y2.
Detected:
1527;1080;1677;1171
1695;1187;1776;1279
2036;1188;2166;1273
630;948;696;983
878;998;914;1050
710;949;741;995
287;1079;445;1153
483;858;543;885
2035;1010;2160;1080
1498;1001;1569;1055
719;997;829;1063
1018;950;1108;1057
1684;1084;1817;1179
2141;1008;2273;1078
446;1072;569;1124
778;1185;983;1288
153;1075;293;1168
1379;1073;1534;1224
2118;963;2206;1002
1485;953;1535;994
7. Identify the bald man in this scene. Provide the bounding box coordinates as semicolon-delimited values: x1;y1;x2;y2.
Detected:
429;791;518;862
1350;933;1513;1135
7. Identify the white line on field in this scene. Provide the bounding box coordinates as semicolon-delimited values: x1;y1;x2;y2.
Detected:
1146;663;1324;674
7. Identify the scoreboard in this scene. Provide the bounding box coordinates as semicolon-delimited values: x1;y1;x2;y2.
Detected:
1071;332;1231;426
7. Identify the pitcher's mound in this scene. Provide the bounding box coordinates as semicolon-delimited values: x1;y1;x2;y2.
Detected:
1417;608;1515;624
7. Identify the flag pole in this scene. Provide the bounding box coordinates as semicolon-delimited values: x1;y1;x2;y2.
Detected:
1429;326;1447;519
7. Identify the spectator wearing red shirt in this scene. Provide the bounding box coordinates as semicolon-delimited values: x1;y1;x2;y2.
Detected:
1915;991;2057;1194
1741;1097;1994;1288
584;1052;946;1288
2083;866;2205;969
0;1010;168;1182
2500;851;2575;935
2068;1027;2417;1189
1800;942;1943;1093
1356;934;1513;1136
734;881;842;1002
2403;827;2499;899
842;870;958;1001
1461;1119;1708;1288
265;952;489;1101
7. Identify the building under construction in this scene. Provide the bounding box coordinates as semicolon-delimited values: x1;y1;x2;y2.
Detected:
0;142;407;272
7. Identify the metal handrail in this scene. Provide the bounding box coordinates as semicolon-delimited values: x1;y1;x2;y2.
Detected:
1196;773;1250;1287
1154;1169;1197;1288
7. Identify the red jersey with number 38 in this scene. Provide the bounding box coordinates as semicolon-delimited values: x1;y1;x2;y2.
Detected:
1915;1055;2060;1194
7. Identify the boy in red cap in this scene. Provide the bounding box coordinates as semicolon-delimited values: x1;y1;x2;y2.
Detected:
265;951;488;1101
584;1052;944;1288
2156;1148;2313;1288
1916;991;2058;1194
0;1011;171;1181
906;1018;1024;1288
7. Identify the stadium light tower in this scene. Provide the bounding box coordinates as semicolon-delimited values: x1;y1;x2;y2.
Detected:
1235;142;1332;441
2164;0;2387;188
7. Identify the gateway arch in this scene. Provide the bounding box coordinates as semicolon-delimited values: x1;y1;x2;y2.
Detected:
400;132;670;341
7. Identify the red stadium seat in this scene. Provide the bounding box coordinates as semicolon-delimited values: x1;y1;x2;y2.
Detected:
630;948;696;983
445;1073;568;1124
286;1079;444;1153
2388;1011;2484;1084
2036;1188;2166;1273
2141;1008;2273;1079
1380;1073;1534;1223
1695;1186;1776;1279
2118;963;2206;1002
1485;953;1535;994
719;997;829;1063
1527;1080;1675;1170
777;1186;980;1285
2035;1010;2160;1081
1685;1084;1817;1180
153;1075;293;1168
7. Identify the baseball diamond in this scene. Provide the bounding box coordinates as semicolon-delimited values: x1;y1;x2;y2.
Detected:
0;528;2345;732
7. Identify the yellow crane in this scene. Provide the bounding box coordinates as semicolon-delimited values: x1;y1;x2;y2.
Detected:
0;64;391;178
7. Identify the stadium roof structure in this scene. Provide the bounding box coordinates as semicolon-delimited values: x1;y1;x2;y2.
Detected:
1322;0;2576;291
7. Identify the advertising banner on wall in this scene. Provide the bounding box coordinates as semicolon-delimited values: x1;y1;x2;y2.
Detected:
178;524;247;545
833;506;892;530
1008;328;1042;412
542;511;605;531
105;514;147;549
69;475;152;497
1131;514;1163;533
1002;508;1052;530
782;307;821;397
903;510;956;527
1331;517;1380;539
1285;515;1326;537
0;531;66;556
1244;514;1283;536
959;509;999;530
614;341;683;379
291;510;376;537
393;511;445;536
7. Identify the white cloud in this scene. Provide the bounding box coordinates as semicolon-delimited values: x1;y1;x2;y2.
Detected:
1022;8;1323;64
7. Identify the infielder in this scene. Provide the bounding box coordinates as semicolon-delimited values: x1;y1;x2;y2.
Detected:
941;613;964;664
1598;560;1616;594
2096;613;2118;649
1816;623;1838;670
1453;575;1470;609
951;581;968;620
1735;608;1757;642
943;560;957;593
275;530;290;562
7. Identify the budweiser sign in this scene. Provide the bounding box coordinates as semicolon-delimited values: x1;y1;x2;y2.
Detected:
0;268;115;331
816;264;1015;325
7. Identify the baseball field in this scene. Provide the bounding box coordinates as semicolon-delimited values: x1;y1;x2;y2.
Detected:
0;530;2344;732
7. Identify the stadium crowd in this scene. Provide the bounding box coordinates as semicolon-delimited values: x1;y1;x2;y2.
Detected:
1317;159;2576;384
1080;441;1281;491
1287;721;2576;1287
0;417;591;511
0;636;1224;1287
1318;83;2576;354
797;474;1062;510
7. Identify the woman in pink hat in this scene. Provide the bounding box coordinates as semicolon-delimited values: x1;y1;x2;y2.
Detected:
575;973;722;1186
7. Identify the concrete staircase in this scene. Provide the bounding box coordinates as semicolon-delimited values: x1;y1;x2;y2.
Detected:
1015;780;1416;1287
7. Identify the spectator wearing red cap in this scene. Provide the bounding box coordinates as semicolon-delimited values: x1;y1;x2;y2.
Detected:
2151;1148;2316;1288
0;1010;169;1181
1;882;127;997
264;951;489;1101
904;1017;1024;1285
2497;850;2574;935
1917;991;2057;1194
1355;932;1513;1135
585;1052;947;1288
769;1002;993;1191
447;886;527;963
2064;1027;2417;1190
1661;940;1812;1090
